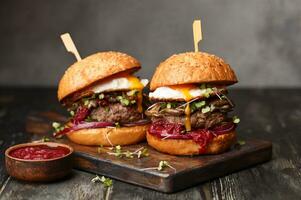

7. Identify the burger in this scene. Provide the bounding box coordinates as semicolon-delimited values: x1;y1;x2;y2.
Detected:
145;52;239;155
53;51;150;146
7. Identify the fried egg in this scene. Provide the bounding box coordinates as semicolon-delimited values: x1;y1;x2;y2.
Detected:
91;75;149;93
149;85;223;101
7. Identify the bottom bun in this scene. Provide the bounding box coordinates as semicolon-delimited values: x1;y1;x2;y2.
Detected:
146;130;237;155
67;125;149;146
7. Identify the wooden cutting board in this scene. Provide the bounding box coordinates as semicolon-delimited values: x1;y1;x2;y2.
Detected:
26;111;272;193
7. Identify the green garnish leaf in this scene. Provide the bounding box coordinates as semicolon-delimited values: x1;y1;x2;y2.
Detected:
52;122;64;133
84;99;89;106
91;175;113;187
42;136;50;142
157;161;176;171
105;146;149;159
98;93;104;99
233;116;240;124
69;110;75;116
138;148;149;158
115;122;120;128
120;98;130;106
100;176;113;187
194;101;206;108
52;122;61;129
158;161;168;171
114;145;122;157
237;140;246;146
125;151;134;158
201;106;211;114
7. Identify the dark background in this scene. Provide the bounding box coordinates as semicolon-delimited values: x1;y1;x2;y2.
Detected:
1;0;301;88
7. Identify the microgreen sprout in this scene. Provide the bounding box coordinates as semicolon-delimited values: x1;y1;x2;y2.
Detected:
201;106;211;114
52;122;64;133
233;116;240;124
91;175;113;187
115;122;120;128
141;160;176;172
106;146;149;159
98;93;104;99
42;136;50;142
69;110;75;116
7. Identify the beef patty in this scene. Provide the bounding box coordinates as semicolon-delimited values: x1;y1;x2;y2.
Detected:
90;103;142;123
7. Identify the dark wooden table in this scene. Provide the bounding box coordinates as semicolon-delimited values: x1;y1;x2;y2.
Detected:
0;88;300;200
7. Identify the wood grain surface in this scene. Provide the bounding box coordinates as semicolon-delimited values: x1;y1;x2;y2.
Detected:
0;88;300;199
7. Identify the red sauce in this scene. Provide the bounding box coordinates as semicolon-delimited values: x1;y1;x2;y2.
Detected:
9;145;70;160
149;120;235;153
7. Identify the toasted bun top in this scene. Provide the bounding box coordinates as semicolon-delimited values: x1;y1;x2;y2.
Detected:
58;51;141;101
150;52;238;91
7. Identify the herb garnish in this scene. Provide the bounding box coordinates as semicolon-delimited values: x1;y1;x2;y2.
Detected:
52;122;64;133
104;145;149;159
233;116;240;124
98;93;104;99
201;106;211;113
114;122;120;128
141;160;176;172
69;110;75;116
42;136;51;142
91;175;113;187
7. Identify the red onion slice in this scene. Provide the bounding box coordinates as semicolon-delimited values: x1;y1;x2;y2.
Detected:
53;121;114;137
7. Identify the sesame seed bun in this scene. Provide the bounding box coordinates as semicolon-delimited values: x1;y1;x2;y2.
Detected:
58;51;141;102
146;130;237;155
66;124;149;146
150;52;237;91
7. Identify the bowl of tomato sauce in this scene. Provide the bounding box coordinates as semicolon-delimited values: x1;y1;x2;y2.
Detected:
5;142;74;182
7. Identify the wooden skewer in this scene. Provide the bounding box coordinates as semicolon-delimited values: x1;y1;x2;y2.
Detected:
60;33;82;61
193;20;202;52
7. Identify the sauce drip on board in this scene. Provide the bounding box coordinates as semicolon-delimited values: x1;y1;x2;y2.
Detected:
9;145;70;160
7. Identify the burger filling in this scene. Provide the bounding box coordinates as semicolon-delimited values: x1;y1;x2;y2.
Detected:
146;84;239;153
53;74;150;137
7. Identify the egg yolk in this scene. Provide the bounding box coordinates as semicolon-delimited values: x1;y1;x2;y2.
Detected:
127;75;144;113
170;84;197;131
